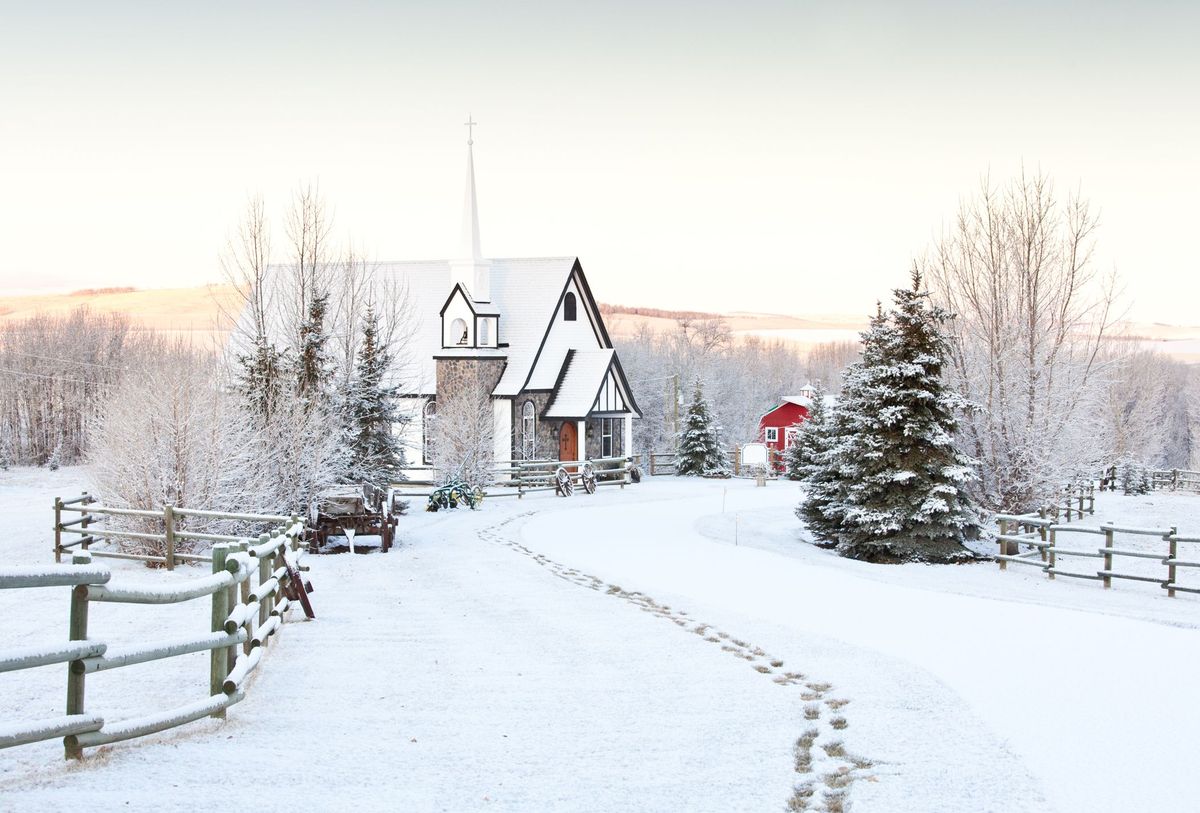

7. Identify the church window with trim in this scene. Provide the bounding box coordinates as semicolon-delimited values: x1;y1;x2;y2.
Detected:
423;400;437;463
563;292;577;321
521;400;537;459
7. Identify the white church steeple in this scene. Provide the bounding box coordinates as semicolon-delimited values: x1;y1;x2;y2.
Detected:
450;115;492;302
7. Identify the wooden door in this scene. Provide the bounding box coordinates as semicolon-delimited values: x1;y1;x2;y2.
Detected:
559;421;577;465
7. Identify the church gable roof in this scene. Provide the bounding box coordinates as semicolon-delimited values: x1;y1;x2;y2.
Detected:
543;347;641;419
377;256;578;396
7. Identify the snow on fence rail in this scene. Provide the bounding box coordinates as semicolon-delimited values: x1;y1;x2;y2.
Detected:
1098;464;1200;493
995;487;1199;597
53;494;293;570
1;517;312;758
392;455;636;498
647;447;784;477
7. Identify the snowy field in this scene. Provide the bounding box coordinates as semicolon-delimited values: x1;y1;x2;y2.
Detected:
1;467;1198;812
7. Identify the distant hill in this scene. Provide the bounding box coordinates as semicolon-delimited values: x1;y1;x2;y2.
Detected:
3;285;1199;359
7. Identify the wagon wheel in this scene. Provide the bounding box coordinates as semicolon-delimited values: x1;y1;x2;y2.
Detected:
555;466;574;497
581;462;597;494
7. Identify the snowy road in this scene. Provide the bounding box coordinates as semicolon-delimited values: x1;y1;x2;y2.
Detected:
2;471;1198;811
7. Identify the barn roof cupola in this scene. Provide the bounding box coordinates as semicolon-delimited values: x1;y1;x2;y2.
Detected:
449;115;493;302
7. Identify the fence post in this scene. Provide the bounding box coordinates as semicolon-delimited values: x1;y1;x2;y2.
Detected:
1037;507;1048;560
257;533;272;643
65;551;91;759
80;494;92;552
236;540;251;655
1166;526;1177;598
163;504;176;571
210;543;230;715
54;497;64;563
1078;490;1085;517
1087;484;1095;515
998;519;1008;570
650;455;656;477
1047;527;1056;580
1172;469;1180;491
1102;525;1114;589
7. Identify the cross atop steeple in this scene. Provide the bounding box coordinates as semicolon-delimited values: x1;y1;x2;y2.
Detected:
450;115;491;301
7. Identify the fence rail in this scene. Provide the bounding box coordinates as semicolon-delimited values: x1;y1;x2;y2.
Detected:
647;447;786;477
392;455;637;499
995;484;1197;597
1099;464;1200;493
2;512;311;758
54;494;296;570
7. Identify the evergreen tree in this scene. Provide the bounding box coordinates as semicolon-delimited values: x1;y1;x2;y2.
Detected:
342;305;406;490
676;379;729;476
796;310;894;545
835;268;979;562
786;382;826;480
235;336;289;424
296;289;333;400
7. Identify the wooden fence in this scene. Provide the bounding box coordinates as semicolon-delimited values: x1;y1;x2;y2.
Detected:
995;485;1198;597
392;455;636;499
647;447;783;477
1098;464;1200;493
0;516;311;758
54;494;294;570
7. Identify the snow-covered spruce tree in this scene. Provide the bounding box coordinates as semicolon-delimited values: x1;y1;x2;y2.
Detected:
785;381;826;480
676;379;729;476
796;313;895;545
236;335;290;424
296;289;333;400
342;305;406;491
834;269;980;563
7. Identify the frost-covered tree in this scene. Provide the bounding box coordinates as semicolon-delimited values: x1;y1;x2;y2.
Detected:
793;381;846;542
832;270;979;563
785;381;826;481
428;390;495;487
676;379;729;476
797;310;893;546
295;289;333;400
342;305;406;490
924;169;1118;511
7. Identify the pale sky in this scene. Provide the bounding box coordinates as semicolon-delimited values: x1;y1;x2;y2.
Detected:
1;1;1197;322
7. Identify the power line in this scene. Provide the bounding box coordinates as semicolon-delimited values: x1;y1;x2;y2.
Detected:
0;349;126;371
0;366;117;387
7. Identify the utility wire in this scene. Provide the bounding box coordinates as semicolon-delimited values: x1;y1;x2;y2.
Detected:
0;349;126;371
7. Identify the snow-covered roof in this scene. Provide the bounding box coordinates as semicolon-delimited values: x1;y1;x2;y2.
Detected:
375;256;579;396
781;395;813;408
544;349;615;418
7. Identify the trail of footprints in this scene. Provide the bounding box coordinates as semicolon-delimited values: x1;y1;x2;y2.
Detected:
480;515;876;812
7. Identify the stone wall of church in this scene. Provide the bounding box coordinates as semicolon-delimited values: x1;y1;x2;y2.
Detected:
584;417;625;460
510;393;628;462
435;358;506;415
512;392;559;461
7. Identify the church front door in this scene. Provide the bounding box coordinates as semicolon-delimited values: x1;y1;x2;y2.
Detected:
559;421;577;466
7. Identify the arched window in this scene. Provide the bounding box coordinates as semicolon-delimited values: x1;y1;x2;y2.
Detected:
423;400;436;464
563;292;577;321
478;318;490;345
450;318;468;346
521;400;537;459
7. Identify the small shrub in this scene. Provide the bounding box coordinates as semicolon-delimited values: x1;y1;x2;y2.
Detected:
830;717;848;730
804;703;821;720
822;740;846;758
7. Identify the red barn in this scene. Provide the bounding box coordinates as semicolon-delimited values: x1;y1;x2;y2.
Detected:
757;387;816;465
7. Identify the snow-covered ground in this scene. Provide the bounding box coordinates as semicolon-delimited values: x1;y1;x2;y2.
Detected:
1;467;1198;812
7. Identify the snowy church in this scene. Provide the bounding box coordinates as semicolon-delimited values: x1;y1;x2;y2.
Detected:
387;124;641;477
